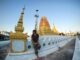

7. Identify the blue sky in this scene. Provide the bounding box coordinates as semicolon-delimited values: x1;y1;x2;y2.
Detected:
0;0;80;35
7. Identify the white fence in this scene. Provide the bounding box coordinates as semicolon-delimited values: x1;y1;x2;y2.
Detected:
5;35;74;60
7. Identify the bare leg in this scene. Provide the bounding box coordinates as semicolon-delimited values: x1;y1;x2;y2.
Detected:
35;50;40;60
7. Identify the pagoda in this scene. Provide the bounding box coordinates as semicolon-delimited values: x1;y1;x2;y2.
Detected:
39;16;51;35
10;7;27;53
52;24;59;35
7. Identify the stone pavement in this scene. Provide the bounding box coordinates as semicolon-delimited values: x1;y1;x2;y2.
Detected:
0;44;9;60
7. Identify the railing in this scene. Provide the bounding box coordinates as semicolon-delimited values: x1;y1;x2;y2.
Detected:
5;35;75;60
0;40;10;47
72;36;80;60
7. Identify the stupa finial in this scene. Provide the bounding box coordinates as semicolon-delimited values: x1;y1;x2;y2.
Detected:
15;7;25;32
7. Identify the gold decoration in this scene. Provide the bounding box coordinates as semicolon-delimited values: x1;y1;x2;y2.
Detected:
10;7;27;53
39;16;51;35
52;24;59;35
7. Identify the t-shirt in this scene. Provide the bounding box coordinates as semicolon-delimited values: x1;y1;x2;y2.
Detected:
31;34;39;43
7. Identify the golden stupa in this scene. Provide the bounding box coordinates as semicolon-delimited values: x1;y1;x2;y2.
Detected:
52;24;58;35
10;7;27;53
39;16;51;35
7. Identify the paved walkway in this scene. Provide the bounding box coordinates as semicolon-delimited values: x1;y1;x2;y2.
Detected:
0;44;9;60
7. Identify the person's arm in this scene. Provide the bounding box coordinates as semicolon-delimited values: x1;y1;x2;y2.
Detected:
37;34;39;40
31;35;34;43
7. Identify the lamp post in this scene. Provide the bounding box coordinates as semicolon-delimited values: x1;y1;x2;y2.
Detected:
34;10;39;31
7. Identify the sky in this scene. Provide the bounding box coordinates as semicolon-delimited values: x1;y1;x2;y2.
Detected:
0;0;80;35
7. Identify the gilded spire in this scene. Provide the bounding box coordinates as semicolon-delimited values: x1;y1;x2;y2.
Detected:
39;16;51;35
10;6;27;53
53;24;57;32
52;24;58;34
15;7;25;32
